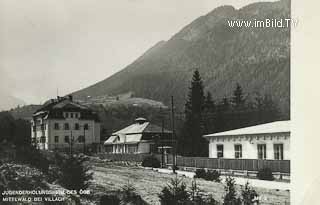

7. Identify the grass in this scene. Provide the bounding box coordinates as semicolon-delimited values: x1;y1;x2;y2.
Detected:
88;160;290;205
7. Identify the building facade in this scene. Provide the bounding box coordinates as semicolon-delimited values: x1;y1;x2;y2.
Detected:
104;118;173;154
31;96;101;151
203;121;290;160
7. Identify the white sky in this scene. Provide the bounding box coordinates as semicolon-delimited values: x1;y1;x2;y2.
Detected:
0;0;276;104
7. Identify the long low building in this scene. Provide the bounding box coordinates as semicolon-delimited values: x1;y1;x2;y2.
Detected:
203;121;290;160
104;118;173;154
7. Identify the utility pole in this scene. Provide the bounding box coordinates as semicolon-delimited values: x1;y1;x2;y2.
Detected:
69;130;73;157
83;126;86;154
160;106;165;168
171;96;176;173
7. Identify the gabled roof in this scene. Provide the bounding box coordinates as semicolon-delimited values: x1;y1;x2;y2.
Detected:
113;122;149;135
204;120;290;138
104;134;143;144
104;118;172;145
33;96;100;122
35;97;90;114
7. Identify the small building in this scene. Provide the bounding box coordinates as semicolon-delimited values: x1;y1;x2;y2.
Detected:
203;121;290;160
31;95;101;152
104;118;173;154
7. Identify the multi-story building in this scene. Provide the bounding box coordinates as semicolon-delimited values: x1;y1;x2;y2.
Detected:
31;95;101;152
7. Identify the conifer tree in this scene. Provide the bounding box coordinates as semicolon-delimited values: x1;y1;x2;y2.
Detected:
232;83;245;109
179;70;207;156
59;155;92;192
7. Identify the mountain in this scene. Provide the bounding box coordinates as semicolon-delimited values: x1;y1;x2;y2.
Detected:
0;93;26;111
72;0;290;117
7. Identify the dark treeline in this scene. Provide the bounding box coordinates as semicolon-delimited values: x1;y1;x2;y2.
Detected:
178;70;284;157
0;111;31;146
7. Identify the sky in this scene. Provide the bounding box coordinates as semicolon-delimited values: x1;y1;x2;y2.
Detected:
0;0;277;104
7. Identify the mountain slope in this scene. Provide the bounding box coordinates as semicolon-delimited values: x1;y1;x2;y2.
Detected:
0;93;26;111
72;0;290;117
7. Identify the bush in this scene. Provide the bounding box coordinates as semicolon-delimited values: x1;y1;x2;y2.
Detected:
223;176;241;205
241;182;259;205
159;177;190;205
59;155;93;191
257;168;274;181
190;180;218;205
195;169;221;182
16;146;50;173
142;156;161;168
120;182;146;204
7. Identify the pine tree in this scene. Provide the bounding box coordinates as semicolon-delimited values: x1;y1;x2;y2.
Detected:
204;92;215;113
223;177;241;205
254;93;280;123
232;83;245;109
59;155;93;191
203;92;216;134
179;70;207;156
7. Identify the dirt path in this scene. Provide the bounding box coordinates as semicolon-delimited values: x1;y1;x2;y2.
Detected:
88;162;290;205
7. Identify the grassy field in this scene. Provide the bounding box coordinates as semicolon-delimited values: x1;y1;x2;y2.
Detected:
88;160;290;205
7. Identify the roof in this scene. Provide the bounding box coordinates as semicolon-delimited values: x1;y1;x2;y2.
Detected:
33;96;100;122
104;118;172;145
112;121;172;135
204;120;290;138
104;134;143;144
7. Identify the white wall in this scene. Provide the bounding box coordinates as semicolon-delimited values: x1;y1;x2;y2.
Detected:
208;133;290;160
32;116;100;150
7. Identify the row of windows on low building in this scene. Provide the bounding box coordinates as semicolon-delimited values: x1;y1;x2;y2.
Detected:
216;143;284;160
36;135;87;143
54;123;89;131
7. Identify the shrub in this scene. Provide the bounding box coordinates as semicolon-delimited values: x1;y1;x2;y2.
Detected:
257;168;274;181
16;146;50;173
195;169;221;182
120;182;145;204
190;179;218;205
158;177;189;205
223;176;241;205
142;156;161;168
241;182;259;205
59;155;93;191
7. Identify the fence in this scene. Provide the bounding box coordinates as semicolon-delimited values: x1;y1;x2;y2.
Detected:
97;153;290;174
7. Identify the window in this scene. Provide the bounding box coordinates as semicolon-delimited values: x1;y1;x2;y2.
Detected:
70;113;74;118
75;123;80;130
234;144;242;159
84;124;89;130
40;136;46;143
78;135;85;143
128;144;138;153
54;136;59;143
54;123;59;130
64;123;69;130
274;144;284;160
65;113;69;118
64;136;69;143
75;113;78;118
217;145;224;158
257;144;267;160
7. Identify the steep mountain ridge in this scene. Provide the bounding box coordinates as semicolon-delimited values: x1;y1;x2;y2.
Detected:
72;0;290;117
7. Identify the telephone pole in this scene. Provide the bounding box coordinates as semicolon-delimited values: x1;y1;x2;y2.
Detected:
171;96;177;173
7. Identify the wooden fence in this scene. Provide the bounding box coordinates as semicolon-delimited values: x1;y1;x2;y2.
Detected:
97;153;290;174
